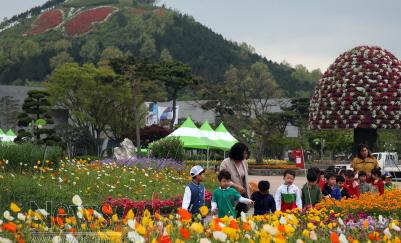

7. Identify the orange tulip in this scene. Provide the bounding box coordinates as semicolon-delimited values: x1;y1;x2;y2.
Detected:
330;232;339;243
179;227;190;240
177;208;192;222
2;222;17;233
101;204;113;215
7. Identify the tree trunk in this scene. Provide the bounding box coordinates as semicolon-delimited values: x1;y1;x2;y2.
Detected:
255;135;264;164
353;128;378;154
170;92;177;130
130;77;141;154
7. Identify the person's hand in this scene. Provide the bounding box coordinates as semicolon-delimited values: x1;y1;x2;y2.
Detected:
248;200;255;206
352;180;359;188
211;209;218;216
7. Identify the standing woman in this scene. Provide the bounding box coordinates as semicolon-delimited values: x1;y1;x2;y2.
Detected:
351;144;379;181
220;142;251;216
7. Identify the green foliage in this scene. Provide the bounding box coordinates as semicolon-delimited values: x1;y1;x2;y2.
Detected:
63;0;118;7
0;143;63;171
149;136;184;161
15;90;60;145
306;129;353;158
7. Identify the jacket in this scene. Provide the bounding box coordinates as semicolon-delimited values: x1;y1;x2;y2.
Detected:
220;158;250;197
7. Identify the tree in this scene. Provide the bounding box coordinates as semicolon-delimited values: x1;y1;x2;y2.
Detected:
80;39;100;63
15;90;59;145
0;96;19;130
153;60;199;129
160;48;173;63
202;62;282;163
139;34;156;59
110;56;166;151
98;47;124;67
49;51;73;69
47;63;125;155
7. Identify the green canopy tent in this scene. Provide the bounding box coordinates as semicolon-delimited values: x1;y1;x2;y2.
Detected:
215;122;238;152
168;117;209;149
2;129;17;142
0;128;5;142
199;121;227;166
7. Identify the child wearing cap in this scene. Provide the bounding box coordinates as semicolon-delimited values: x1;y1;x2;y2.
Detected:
383;173;397;191
211;170;254;218
182;165;206;215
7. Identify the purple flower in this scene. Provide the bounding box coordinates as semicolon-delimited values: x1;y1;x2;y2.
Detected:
100;157;185;171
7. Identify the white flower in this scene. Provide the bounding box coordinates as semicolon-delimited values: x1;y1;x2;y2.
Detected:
66;234;78;243
339;233;349;243
310;230;317;241
93;210;102;219
0;237;12;243
58;177;63;183
390;223;401;232
72;195;82;206
3;211;14;221
296;240;305;243
213;231;227;242
200;238;212;243
17;213;26;221
279;216;287;225
52;236;62;243
384;228;392;239
240;211;247;222
127;231;144;243
36;209;49;217
76;210;83;219
128;219;135;229
263;224;278;236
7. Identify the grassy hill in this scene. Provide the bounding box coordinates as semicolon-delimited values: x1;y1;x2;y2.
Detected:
0;0;317;96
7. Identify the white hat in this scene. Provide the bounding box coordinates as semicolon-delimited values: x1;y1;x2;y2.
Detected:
190;165;205;177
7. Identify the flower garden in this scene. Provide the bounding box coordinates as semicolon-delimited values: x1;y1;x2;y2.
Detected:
25;9;63;35
1;152;401;242
64;6;118;36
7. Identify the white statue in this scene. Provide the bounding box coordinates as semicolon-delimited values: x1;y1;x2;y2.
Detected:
113;138;136;161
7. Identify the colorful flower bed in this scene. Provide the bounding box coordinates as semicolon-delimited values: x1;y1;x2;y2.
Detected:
64;6;117;36
1;194;401;242
310;46;401;129
25;9;63;35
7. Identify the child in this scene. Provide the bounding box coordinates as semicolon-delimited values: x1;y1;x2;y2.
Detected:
182;165;206;215
358;171;372;194
344;170;360;198
301;169;322;208
371;168;385;195
318;171;327;191
322;173;341;200
336;175;350;199
251;180;276;215
211;170;254;218
383;173;397;190
274;169;302;211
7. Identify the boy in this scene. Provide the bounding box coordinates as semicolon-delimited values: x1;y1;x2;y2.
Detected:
322;173;341;200
371;168;385;195
182;165;206;215
358;171;372;194
211;170;254;218
344;170;360;198
251;180;276;215
274;169;302;211
336;175;350;199
301;169;322;208
383;173;397;190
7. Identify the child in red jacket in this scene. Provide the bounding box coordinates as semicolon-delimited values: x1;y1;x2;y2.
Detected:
344;170;360;198
371;168;384;195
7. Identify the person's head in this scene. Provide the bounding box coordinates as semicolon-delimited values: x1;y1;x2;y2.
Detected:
326;173;336;186
306;169;318;184
383;173;393;184
339;169;346;177
310;167;321;181
258;180;270;194
283;169;296;185
357;144;371;159
336;175;345;188
190;165;205;183
344;170;355;182
358;171;367;183
218;170;231;189
229;142;250;161
371;168;382;180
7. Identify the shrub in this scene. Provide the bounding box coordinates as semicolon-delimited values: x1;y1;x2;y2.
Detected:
149;137;184;161
0;143;63;171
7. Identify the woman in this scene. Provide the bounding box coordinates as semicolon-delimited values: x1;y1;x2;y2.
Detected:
351;144;378;175
220;142;251;216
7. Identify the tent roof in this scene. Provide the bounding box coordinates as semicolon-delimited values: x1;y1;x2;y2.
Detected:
199;121;226;150
0;129;4;135
6;129;16;137
215;123;229;133
214;122;238;150
168;117;210;149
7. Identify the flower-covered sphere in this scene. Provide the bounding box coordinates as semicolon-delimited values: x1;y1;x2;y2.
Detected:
309;46;401;129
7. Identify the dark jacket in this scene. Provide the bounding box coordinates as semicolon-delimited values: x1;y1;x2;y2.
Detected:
251;191;276;215
301;183;322;207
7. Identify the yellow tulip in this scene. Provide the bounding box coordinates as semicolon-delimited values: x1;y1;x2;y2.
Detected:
190;222;204;234
10;203;21;213
126;209;135;220
199;206;209;217
112;214;118;223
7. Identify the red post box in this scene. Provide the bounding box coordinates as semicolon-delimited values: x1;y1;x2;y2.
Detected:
291;149;304;168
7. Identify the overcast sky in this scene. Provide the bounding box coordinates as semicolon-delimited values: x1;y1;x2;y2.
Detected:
2;0;401;71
